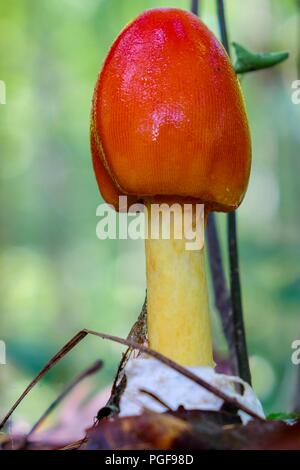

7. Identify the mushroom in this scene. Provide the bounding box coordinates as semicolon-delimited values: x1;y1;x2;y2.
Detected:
90;8;251;367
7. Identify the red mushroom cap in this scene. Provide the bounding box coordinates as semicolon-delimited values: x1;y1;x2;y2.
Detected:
91;8;251;211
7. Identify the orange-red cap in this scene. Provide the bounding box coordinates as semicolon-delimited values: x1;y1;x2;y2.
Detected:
91;8;251;211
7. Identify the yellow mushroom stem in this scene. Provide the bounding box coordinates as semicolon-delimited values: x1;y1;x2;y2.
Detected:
144;199;213;367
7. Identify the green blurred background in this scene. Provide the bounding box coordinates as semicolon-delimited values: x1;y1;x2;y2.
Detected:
0;0;299;425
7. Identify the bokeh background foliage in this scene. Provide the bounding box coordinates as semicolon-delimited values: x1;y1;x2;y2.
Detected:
0;0;299;423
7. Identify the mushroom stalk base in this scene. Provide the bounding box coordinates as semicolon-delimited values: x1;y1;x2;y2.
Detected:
120;357;265;424
145;201;213;366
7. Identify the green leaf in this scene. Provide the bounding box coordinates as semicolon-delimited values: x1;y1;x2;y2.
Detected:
267;412;300;424
233;42;289;74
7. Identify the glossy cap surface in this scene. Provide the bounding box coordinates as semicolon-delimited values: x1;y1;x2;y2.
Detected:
91;8;251;211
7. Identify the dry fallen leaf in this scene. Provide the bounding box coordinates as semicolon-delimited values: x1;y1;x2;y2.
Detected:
83;409;300;451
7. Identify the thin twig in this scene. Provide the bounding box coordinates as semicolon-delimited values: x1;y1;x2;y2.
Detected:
98;296;147;418
191;0;200;16
207;214;236;374
0;329;264;427
0;330;88;430
216;0;230;53
127;295;147;344
57;438;87;451
216;0;252;385
139;389;173;412
227;213;251;384
26;360;103;440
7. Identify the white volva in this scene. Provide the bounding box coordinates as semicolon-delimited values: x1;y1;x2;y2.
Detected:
120;357;264;424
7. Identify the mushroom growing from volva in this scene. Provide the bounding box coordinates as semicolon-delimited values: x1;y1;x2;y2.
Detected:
91;8;251;368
